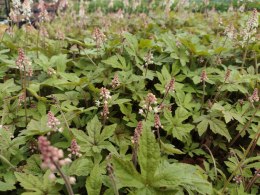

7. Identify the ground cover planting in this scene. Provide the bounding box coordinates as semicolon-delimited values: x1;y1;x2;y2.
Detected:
0;0;259;194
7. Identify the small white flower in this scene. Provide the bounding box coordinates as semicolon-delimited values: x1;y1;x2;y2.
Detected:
69;177;76;184
153;106;159;113
138;109;144;115
49;173;56;180
95;100;101;107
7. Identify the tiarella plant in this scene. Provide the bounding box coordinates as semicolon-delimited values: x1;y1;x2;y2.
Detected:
0;0;259;194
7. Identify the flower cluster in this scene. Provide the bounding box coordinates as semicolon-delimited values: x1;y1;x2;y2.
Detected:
68;139;82;158
57;0;68;11
123;0;129;8
133;0;141;10
233;175;243;184
200;70;208;82
55;30;66;40
115;9;124;19
40;26;49;38
16;48;33;77
100;87;112;101
47;67;57;76
93;28;106;48
249;88;259;103
139;93;158;115
99;87;112;119
28;139;38;154
154;114;163;129
38;136;71;171
144;51;154;67
165;78;175;93
238;4;245;13
132;121;143;145
176;39;182;48
240;9;258;47
47;111;63;133
146;93;157;105
79;1;86;18
111;73;120;88
18;92;26;106
108;0;114;8
224;24;237;40
10;0;33;22
255;169;260;177
247;9;258;30
38;136;75;183
101;103;110;119
203;0;209;6
224;69;231;82
37;0;50;23
22;0;33;21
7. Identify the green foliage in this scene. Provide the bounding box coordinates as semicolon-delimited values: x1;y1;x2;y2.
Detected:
85;165;103;195
15;171;62;195
112;123;212;194
0;2;259;195
71;116;117;155
164;108;194;142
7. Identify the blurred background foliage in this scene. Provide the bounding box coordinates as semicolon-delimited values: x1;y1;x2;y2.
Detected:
0;0;260;19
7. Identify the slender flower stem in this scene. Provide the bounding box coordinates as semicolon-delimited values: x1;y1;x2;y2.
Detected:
248;131;260;157
254;51;258;75
232;149;246;187
36;28;40;58
54;161;74;195
132;144;138;167
158;89;169;109
144;102;150;121
201;80;206;114
21;68;28;124
241;39;249;69
107;164;119;195
158;78;174;108
156;127;161;147
222;126;260;193
245;169;260;192
202;144;217;178
53;97;71;134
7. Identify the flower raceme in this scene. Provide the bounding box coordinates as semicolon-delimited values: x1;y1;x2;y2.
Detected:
249;88;259;103
93;28;106;48
47;111;63;133
200;70;208;82
101;102;110;119
132;121;143;145
99;87;112;120
38;136;76;187
100;87;112;101
154;114;163;129
10;0;33;22
16;48;33;77
68;139;82;158
144;51;154;67
139;93;158;115
240;9;258;47
38;136;71;172
165;78;175;93
224;69;231;82
145;93;157;105
111;73;120;88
